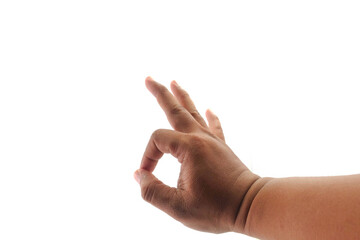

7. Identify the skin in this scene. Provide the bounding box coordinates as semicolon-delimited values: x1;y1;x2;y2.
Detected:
134;76;360;239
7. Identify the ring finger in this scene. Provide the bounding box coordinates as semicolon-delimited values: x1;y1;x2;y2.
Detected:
170;80;208;128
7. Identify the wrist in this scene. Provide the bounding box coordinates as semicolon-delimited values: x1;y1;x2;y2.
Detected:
231;173;275;235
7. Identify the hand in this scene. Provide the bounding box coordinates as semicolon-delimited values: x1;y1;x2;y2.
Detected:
134;77;269;234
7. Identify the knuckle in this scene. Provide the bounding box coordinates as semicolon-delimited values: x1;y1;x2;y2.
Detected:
168;139;179;155
141;182;158;203
151;129;162;139
173;119;192;132
188;135;206;149
157;85;168;96
179;91;190;99
170;105;184;115
215;124;223;130
189;109;200;117
141;184;151;202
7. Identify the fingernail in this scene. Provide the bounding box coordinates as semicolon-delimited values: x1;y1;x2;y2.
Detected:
146;76;154;82
172;80;180;88
134;170;141;184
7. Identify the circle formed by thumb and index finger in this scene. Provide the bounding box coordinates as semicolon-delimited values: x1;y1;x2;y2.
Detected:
140;129;187;172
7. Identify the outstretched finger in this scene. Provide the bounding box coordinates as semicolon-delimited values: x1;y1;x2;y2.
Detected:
205;109;225;142
170;80;208;128
145;76;197;132
140;129;187;172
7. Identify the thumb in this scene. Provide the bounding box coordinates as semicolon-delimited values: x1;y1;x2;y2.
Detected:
134;169;187;221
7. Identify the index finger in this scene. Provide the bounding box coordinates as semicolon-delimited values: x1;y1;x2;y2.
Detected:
145;76;197;132
140;129;186;172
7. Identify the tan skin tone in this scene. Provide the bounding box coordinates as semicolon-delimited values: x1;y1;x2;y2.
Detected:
135;76;360;239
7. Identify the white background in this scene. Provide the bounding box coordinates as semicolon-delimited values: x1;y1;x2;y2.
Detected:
1;1;359;239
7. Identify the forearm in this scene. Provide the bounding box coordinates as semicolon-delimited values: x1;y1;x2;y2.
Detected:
241;174;360;240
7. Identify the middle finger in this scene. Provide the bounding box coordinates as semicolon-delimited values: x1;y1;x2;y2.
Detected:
145;76;197;132
170;80;208;128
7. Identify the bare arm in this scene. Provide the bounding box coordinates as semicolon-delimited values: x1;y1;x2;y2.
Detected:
241;174;360;239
